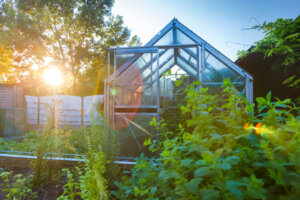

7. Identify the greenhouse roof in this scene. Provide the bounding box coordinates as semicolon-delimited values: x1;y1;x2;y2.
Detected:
109;18;252;82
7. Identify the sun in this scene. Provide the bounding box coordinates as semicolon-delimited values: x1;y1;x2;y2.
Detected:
43;68;63;86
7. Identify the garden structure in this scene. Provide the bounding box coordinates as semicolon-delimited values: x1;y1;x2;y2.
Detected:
104;18;253;157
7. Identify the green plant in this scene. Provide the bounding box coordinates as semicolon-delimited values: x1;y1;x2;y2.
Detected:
58;150;108;200
58;120;115;200
57;168;81;200
0;171;37;200
113;79;300;199
79;151;108;200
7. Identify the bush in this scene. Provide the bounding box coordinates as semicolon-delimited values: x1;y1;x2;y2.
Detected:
113;80;300;200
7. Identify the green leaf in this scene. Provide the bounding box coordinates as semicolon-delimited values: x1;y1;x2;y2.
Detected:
175;79;183;87
143;138;151;146
223;156;240;165
201;189;220;200
256;97;266;105
181;159;193;167
266;92;272;102
194;167;211;177
184;178;203;194
158;170;179;181
217;163;231;170
226;180;245;199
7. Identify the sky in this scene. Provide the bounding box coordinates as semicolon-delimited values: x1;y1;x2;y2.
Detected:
112;0;300;61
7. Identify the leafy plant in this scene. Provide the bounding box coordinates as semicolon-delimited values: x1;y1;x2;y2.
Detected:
58;147;108;200
57;168;81;200
113;79;300;200
0;171;37;200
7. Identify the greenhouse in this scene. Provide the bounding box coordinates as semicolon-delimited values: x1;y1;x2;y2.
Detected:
104;18;253;157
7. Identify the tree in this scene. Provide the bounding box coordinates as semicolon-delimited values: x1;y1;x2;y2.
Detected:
0;45;15;82
238;15;300;90
0;0;140;95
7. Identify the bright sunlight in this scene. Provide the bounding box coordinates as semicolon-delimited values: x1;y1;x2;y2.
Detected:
43;68;63;86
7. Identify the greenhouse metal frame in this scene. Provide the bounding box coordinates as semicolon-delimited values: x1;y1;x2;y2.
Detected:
104;18;253;156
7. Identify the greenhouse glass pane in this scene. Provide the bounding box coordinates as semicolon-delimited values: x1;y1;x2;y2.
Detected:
159;48;173;64
202;67;223;82
235;84;246;95
142;49;174;82
159;59;175;76
203;51;244;83
176;57;197;77
133;53;151;70
176;29;196;44
180;47;198;68
141;49;173;78
178;48;190;60
204;84;246;96
183;47;197;58
114;52;159;106
190;57;197;67
142;68;152;80
154;29;174;46
115;114;154;157
116;54;135;70
153;28;196;46
144;58;174;85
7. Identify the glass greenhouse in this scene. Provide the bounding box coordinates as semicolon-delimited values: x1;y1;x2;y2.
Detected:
104;18;253;157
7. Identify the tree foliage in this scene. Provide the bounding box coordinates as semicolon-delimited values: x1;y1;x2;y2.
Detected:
238;15;300;89
0;0;139;95
0;45;15;82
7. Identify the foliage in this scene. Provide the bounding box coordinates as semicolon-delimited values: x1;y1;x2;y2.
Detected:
0;123;119;156
59;152;108;200
57;168;81;200
113;79;300;200
58;138;109;200
32;122;57;187
0;46;15;83
0;0;140;95
0;170;37;200
238;15;300;90
0;115;119;193
56;119;118;199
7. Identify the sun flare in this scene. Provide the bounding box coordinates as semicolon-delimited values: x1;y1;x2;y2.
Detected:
43;68;63;86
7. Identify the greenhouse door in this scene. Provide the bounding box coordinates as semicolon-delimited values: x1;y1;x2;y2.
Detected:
105;47;160;157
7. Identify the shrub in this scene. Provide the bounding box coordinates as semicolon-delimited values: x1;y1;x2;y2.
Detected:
113;80;300;200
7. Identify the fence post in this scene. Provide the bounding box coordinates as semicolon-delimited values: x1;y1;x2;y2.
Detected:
37;96;40;129
81;96;84;127
13;85;17;135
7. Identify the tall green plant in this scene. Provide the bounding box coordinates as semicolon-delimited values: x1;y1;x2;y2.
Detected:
59;134;109;200
58;120;119;199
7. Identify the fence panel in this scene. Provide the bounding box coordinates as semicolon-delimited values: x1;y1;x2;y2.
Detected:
25;95;104;127
84;95;104;125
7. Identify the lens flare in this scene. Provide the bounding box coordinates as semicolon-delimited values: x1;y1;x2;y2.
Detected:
244;122;272;137
43;68;63;86
111;64;143;130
